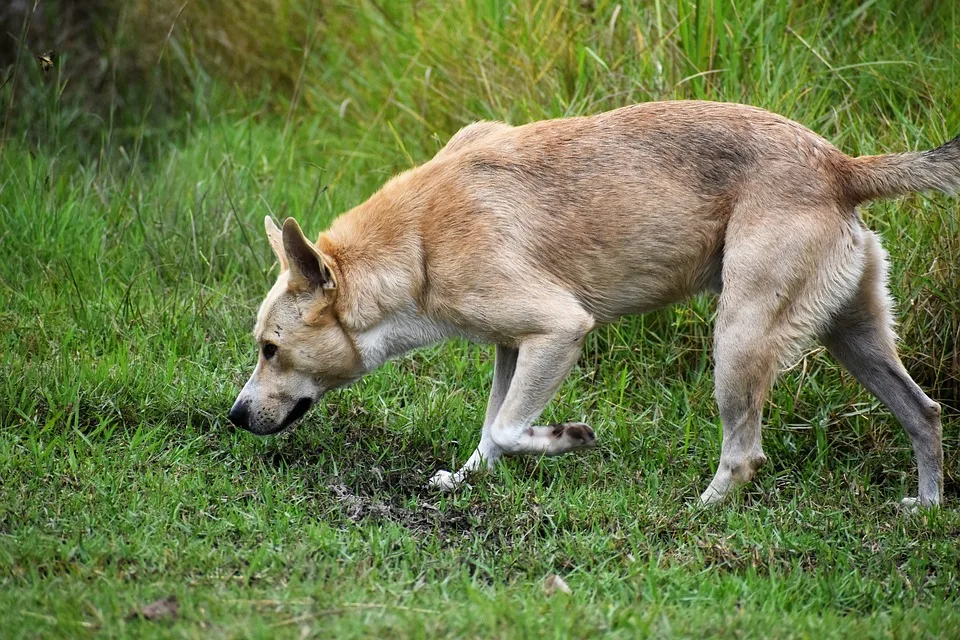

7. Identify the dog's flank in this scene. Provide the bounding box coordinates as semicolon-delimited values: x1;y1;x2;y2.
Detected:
230;100;953;508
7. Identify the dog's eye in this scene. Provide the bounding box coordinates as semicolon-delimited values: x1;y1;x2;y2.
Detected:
262;342;278;360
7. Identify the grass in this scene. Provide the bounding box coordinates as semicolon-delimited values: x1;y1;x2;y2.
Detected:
1;0;959;637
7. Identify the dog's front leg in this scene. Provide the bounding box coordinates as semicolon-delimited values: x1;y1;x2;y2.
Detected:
429;325;597;491
428;345;518;491
485;332;597;457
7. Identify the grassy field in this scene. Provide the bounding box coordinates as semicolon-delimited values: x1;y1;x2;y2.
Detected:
1;1;959;637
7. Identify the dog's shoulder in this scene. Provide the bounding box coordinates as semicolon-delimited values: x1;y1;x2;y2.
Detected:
435;121;514;160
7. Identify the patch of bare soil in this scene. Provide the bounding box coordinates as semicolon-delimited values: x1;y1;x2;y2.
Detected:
127;595;179;622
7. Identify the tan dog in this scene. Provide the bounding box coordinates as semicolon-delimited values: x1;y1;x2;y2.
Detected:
229;101;957;507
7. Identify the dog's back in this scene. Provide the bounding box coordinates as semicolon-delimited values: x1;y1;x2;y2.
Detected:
389;102;850;323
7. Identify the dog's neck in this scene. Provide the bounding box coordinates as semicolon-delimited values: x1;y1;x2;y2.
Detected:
348;301;460;370
322;170;458;370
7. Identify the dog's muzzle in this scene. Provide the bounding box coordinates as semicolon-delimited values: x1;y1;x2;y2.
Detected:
280;397;313;430
227;397;313;434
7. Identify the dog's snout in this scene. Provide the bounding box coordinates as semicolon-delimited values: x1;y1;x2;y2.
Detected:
228;401;250;430
281;397;313;430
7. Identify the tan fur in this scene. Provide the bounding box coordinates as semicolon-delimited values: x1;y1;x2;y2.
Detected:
230;100;955;507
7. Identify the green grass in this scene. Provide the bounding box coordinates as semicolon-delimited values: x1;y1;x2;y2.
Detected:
1;1;959;637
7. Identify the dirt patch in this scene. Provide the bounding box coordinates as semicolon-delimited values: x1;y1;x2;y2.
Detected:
324;479;484;538
127;595;180;622
327;481;395;521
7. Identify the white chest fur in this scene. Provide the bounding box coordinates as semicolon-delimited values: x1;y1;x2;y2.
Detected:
352;303;461;370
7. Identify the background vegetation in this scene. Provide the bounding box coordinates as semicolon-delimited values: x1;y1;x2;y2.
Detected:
1;0;958;637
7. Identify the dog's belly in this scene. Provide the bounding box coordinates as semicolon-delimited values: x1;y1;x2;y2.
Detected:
568;228;725;322
421;182;730;334
438;137;735;323
420;197;727;339
517;194;730;323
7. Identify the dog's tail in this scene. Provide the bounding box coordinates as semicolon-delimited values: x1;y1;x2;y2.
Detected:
843;134;960;204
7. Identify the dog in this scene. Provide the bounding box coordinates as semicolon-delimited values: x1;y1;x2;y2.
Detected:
228;101;957;507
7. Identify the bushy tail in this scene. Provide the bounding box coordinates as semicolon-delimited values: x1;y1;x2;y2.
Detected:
843;134;960;204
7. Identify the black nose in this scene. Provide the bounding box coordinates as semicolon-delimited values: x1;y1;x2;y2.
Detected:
227;402;250;430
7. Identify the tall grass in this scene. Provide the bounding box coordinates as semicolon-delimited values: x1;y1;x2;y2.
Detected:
0;1;958;636
3;0;955;422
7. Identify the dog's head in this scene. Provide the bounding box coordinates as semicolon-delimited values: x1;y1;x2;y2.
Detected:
228;217;363;435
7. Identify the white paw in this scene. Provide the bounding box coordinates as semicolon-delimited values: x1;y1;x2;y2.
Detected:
899;496;939;514
545;422;597;455
427;469;461;493
698;487;726;507
900;497;921;514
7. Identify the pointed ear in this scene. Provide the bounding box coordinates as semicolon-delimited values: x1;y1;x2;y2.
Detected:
282;217;336;292
265;216;288;270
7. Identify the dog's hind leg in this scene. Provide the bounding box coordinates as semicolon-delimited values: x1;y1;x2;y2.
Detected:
699;208;863;505
428;344;518;491
820;233;943;508
699;299;779;505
